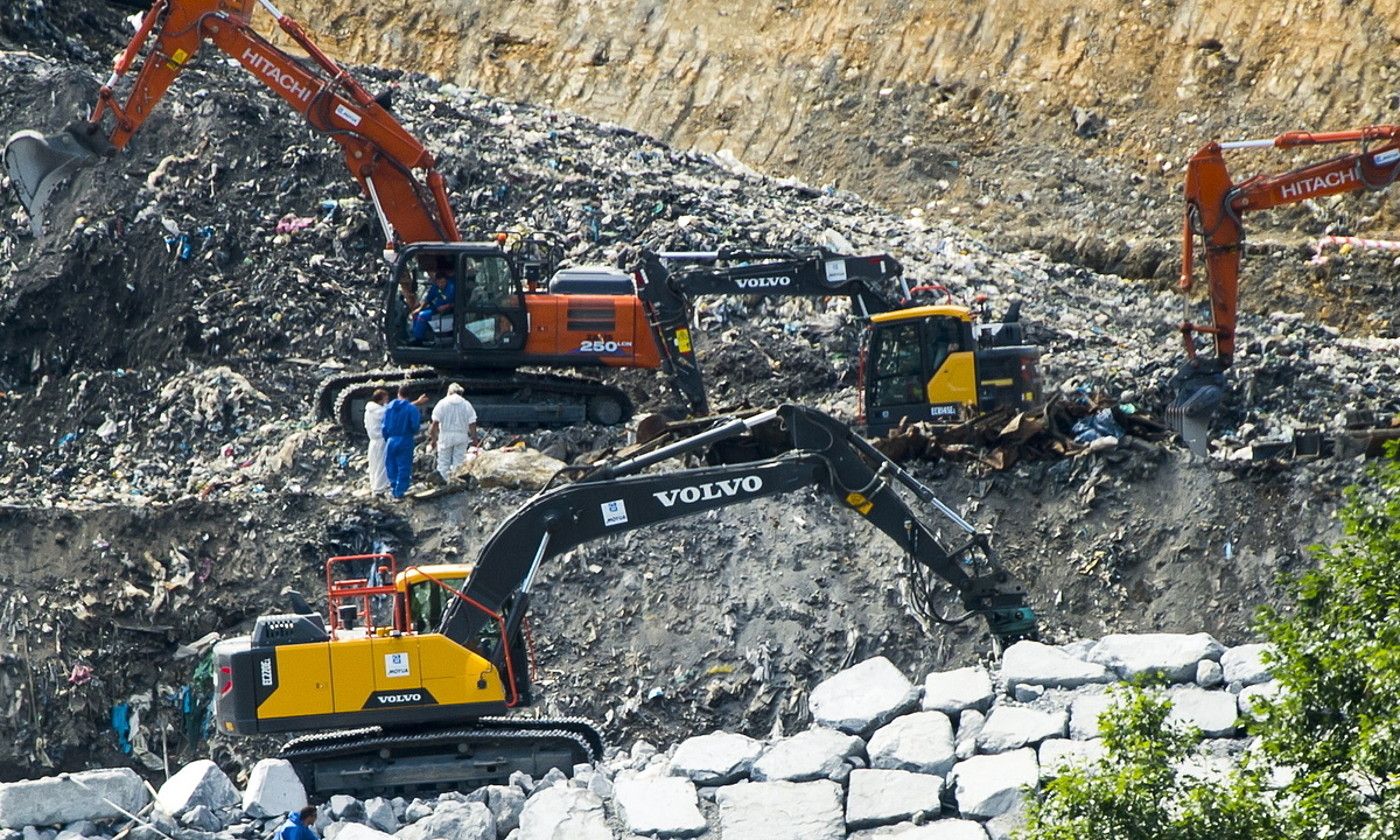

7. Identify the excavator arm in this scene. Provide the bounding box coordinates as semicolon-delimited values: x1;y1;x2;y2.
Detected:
438;404;1035;702
636;249;907;415
1169;126;1400;445
5;0;460;251
1179;125;1400;367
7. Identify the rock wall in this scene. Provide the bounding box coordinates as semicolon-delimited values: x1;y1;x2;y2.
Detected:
0;632;1279;839
264;0;1400;211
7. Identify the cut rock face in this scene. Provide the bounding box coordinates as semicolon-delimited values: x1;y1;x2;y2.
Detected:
1088;633;1225;682
867;711;956;775
809;656;920;735
751;727;865;782
716;780;846;840
950;748;1039;819
845;768;944;829
999;641;1112;690
669;730;763;785
0;769;150;829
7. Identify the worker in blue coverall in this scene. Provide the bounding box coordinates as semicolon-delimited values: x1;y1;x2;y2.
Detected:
276;807;319;840
382;385;425;499
410;267;455;343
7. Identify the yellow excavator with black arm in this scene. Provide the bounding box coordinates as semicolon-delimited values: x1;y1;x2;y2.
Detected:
213;404;1036;797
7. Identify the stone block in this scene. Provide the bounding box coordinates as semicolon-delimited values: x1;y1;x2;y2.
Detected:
976;706;1067;753
156;761;239;817
1088;633;1224;682
949;749;1038;819
715;780;845;840
845;769;943;830
810;656;920;735
1220;643;1274;687
614;775;707;837
517;785;610;840
1000;642;1112;690
751;728;864;782
921;667;994;715
0;770;150;829
1036;739;1106;779
241;759;307;819
669;730;763;785
868;712;955;776
1166;687;1239;737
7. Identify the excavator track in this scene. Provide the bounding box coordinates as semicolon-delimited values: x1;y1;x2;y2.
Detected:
279;717;604;798
314;367;438;421
329;369;634;438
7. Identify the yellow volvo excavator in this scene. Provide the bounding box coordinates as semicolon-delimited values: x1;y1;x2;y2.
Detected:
214;404;1037;796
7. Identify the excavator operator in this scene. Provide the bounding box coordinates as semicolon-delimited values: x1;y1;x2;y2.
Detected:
410;267;456;344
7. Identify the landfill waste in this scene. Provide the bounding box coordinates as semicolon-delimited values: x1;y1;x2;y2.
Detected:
0;0;1394;791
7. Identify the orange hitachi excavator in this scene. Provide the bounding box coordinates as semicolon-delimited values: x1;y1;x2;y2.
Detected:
5;0;653;428
1169;125;1400;450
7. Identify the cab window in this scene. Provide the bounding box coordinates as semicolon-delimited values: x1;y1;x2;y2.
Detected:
871;323;924;408
408;576;467;633
462;257;523;348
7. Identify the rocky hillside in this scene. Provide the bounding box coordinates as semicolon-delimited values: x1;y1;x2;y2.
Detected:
267;0;1400;287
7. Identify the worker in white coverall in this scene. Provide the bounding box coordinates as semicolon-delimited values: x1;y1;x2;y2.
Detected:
363;388;391;495
429;383;478;482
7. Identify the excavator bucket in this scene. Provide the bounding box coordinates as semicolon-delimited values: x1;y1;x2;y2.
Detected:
1165;362;1227;457
4;128;103;235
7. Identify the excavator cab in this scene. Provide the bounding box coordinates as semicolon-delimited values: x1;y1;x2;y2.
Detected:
862;306;1042;435
387;243;529;364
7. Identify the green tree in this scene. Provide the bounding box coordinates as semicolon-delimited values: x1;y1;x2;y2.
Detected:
1252;445;1400;839
1018;686;1283;840
1020;445;1400;838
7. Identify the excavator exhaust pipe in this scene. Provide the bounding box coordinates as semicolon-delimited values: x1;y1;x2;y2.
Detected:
4;126;106;235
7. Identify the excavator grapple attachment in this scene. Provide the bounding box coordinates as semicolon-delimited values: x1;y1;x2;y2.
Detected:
1166;360;1226;457
3;127;104;234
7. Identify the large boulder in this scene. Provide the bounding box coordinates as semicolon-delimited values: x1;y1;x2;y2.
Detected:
242;759;307;819
517;785;610;840
868;712;956;776
1068;692;1115;740
921;667;994;715
1220;643;1274;687
613;775;707;838
999;642;1112;690
363;798;398;834
1166;687;1239;737
975;706;1067;753
1037;739;1107;779
845;769;943;830
1088;633;1225;682
0;770;150;829
949;749;1038;819
155;761;239;817
751;728;865;782
395;801;494;840
715;780;845;840
460;448;566;489
810;657;920;735
1238;681;1285;715
669;731;763;785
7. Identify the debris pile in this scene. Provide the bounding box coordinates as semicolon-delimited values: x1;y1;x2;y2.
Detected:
0;631;1281;840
